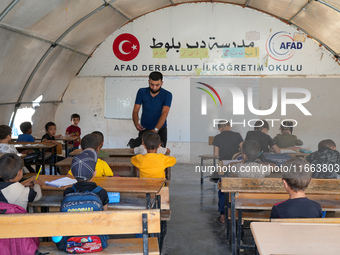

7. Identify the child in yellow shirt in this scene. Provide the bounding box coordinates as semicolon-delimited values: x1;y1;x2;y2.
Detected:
67;134;113;177
131;131;176;178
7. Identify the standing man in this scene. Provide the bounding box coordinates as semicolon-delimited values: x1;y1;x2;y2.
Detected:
132;71;172;147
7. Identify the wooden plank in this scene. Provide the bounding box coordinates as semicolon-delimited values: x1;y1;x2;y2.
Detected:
0;210;160;238
39;238;159;255
70;148;135;157
271;218;340;223
157;186;170;210
28;194;148;212
235;198;340;211
221;177;340;194
22;176;166;194
56;157;134;175
251;222;340;255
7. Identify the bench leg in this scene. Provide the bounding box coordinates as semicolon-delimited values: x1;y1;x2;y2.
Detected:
231;193;236;255
225;192;230;241
142;214;149;255
237;209;242;254
146;193;151;209
200;158;204;185
159;220;167;252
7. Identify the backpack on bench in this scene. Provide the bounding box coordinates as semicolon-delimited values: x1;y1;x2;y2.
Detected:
55;185;108;253
0;202;40;255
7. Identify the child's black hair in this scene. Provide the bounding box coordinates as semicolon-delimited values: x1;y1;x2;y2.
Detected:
20;122;32;134
282;158;312;192
142;131;161;150
0;125;12;140
0;154;23;181
81;134;100;150
318;139;336;150
45;122;56;131
71;113;80;121
254;120;269;131
92;131;104;144
280;121;294;134
242;140;260;161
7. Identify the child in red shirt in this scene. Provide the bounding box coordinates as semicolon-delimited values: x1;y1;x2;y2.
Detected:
65;113;81;149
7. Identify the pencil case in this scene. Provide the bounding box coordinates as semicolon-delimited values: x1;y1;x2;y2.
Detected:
299;149;312;153
108;192;120;203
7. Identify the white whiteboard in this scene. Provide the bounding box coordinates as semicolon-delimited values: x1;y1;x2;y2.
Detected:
105;77;190;142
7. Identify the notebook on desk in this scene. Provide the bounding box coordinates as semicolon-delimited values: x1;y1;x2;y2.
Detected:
45;177;77;188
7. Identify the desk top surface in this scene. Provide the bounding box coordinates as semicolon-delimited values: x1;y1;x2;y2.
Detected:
69;148;135;157
220;177;340;194
251;222;340;255
12;142;57;149
0;153;27;158
23;175;165;193
56;157;132;166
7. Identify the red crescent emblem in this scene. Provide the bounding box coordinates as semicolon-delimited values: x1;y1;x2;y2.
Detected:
112;33;140;61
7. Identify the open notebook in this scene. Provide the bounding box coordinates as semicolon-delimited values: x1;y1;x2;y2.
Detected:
45;177;77;188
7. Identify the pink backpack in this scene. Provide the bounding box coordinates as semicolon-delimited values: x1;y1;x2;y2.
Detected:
0;202;39;255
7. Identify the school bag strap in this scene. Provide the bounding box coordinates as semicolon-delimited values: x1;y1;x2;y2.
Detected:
71;184;102;194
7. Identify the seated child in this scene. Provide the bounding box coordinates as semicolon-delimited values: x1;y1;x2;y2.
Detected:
306;139;340;179
273;121;303;148
232;140;271;178
270;158;322;219
17;122;35;142
213;121;243;225
41;122;63;144
245;120;281;154
0;125;20;153
131;131;176;178
92;131;109;158
213;121;243;161
65;113;81;149
0;153;42;209
64;149;109;211
0;125;36;173
67;134;114;177
133;131;170;155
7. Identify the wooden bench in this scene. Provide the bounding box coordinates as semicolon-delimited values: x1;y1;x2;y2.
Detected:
271;217;340;223
220;177;340;255
198;136;218;184
56;157;135;176
0;209;160;255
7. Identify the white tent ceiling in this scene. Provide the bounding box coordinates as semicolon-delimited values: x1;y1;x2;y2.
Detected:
0;0;339;112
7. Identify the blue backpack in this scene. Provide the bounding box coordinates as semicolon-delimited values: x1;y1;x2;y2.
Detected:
56;185;108;253
261;152;291;166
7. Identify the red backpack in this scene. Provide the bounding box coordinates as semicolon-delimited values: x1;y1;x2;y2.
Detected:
0;202;40;255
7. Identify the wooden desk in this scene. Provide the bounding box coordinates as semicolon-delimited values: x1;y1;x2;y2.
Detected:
220;177;340;255
24;175;165;210
251;222;340;255
12;142;57;175
70;148;135;157
55;135;78;157
56;157;135;176
0;153;26;158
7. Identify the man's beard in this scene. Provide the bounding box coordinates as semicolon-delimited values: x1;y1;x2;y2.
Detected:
149;87;161;94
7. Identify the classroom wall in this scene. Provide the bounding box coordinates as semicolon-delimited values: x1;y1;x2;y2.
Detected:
54;77;193;163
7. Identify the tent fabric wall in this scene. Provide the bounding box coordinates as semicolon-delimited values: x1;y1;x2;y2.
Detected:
0;0;340;126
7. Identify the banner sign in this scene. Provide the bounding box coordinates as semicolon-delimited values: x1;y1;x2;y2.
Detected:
79;3;340;76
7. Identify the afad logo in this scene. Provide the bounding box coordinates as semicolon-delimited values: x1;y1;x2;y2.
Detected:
266;31;304;61
196;82;222;115
112;33;140;61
